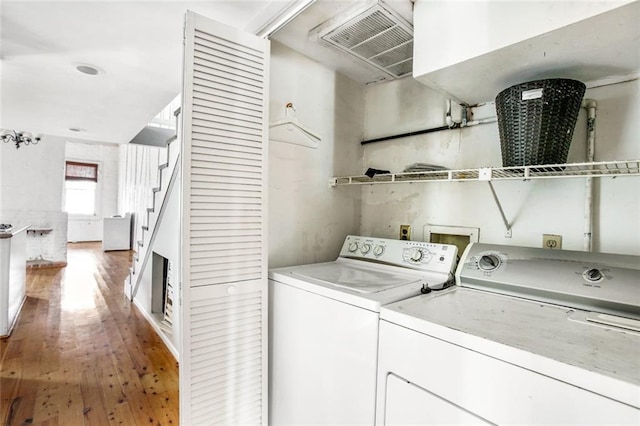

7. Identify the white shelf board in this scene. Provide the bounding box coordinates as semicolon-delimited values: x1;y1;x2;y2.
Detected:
329;159;640;187
413;1;640;104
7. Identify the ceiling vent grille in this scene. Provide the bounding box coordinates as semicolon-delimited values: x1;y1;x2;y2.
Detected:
315;2;413;80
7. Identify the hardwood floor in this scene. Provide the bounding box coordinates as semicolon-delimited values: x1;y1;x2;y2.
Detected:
0;243;179;425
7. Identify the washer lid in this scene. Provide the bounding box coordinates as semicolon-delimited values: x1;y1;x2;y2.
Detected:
289;261;424;294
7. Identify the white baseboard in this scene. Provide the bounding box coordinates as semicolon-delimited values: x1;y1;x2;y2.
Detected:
132;298;179;361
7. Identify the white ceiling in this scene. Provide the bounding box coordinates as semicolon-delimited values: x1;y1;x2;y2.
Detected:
4;1;636;146
0;0;417;145
0;1;292;145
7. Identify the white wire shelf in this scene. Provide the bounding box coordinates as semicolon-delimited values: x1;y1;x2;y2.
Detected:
329;160;640;187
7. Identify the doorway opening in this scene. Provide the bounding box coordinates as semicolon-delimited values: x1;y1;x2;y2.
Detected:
152;252;174;335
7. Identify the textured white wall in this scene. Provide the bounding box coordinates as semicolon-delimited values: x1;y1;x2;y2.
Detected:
268;42;364;268
65;141;120;242
0;136;68;262
359;77;640;256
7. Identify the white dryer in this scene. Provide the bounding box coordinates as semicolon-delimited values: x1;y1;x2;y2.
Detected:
376;243;640;425
269;235;458;425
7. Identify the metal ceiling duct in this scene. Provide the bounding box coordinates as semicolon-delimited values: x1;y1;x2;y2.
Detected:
310;1;414;80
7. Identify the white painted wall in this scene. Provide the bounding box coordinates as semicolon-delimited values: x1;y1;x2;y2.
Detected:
65;141;120;242
133;171;181;354
119;133;179;354
118;143;165;247
0;136;68;263
359;77;640;256
268;42;364;268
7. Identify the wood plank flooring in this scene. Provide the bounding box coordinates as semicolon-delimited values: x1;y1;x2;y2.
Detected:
0;243;179;425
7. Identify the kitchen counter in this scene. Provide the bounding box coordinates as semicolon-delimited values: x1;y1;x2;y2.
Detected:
0;225;29;337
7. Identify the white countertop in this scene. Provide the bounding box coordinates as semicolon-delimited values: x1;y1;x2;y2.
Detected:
0;225;29;239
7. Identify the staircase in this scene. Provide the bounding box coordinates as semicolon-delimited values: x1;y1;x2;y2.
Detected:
124;110;181;302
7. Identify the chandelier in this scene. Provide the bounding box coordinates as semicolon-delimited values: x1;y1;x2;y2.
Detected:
1;130;41;149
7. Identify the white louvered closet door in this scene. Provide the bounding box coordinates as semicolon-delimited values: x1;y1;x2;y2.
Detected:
180;11;269;426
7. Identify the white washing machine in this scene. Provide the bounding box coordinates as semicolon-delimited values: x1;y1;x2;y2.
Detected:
376;243;640;425
269;235;458;425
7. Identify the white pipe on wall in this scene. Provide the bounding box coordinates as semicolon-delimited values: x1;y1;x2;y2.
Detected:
583;99;597;252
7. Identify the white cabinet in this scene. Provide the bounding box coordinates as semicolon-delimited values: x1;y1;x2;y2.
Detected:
102;215;131;251
412;0;640;103
0;226;27;337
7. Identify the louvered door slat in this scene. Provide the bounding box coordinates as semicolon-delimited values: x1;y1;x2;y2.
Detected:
191;273;262;288
190;248;262;260
191;218;261;227
191;209;264;216
193;127;261;145
191;254;261;266
190;186;261;197
194;29;264;62
193;51;263;81
193;82;263;108
181;11;269;426
192;153;262;168
194;96;263;119
192;112;262;133
193;90;262;112
194;75;263;102
191;175;262;188
193;48;262;77
195;35;264;67
193;147;262;163
192;136;262;153
191;227;262;237
193;119;262;138
191;163;261;177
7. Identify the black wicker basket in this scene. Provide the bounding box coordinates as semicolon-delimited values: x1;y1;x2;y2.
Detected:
495;78;586;167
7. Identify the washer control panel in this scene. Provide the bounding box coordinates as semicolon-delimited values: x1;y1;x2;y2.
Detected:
340;235;458;274
457;243;640;320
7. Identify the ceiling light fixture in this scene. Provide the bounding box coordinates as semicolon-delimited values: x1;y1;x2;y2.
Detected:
75;64;102;76
1;130;41;149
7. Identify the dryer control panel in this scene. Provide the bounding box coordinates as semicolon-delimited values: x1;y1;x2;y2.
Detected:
456;243;640;320
340;235;458;275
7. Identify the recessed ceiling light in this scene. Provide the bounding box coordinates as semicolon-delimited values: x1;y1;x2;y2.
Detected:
75;64;103;76
69;128;85;132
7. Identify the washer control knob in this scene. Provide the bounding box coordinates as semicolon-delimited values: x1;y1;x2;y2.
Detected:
584;268;603;282
361;243;372;254
348;242;358;252
478;254;501;271
373;245;385;256
410;249;423;262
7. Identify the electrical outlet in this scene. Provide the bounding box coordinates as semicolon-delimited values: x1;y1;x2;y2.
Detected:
543;234;562;249
400;225;411;240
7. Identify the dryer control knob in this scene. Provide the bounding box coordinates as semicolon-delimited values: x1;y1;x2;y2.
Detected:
348;242;358;252
478;254;501;271
361;243;372;254
373;245;385;256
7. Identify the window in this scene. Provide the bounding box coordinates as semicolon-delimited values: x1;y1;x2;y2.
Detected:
64;161;98;215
